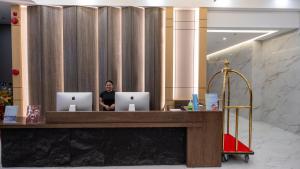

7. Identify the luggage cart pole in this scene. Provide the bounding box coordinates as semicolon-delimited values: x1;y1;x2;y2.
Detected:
227;76;230;134
235;107;239;151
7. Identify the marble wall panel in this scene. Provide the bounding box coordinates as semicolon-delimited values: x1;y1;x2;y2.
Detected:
207;30;300;135
207;42;253;119
257;30;300;135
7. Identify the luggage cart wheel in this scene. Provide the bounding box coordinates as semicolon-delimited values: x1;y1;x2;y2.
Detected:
222;154;229;162
244;154;249;163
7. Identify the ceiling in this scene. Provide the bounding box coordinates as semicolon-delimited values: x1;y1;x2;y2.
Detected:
0;0;34;24
207;32;265;54
0;1;295;55
1;0;300;9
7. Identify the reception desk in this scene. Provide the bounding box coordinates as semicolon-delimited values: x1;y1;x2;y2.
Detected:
0;111;222;167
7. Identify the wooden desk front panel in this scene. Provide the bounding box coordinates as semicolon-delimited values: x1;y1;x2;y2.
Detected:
0;111;222;167
187;111;222;167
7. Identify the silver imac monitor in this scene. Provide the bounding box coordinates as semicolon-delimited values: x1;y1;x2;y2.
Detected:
56;92;93;111
115;92;150;111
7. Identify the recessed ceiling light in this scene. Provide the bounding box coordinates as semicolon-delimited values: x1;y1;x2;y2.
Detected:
207;30;276;33
222;37;227;41
275;0;289;7
207;30;277;59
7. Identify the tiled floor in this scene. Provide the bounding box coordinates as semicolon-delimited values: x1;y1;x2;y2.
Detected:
1;114;300;169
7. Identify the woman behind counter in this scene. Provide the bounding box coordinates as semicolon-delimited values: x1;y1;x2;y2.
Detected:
100;80;115;111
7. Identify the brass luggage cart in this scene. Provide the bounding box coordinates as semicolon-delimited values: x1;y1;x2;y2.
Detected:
207;60;254;162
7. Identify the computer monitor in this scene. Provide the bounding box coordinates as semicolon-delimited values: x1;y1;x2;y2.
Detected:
115;92;150;111
56;92;93;111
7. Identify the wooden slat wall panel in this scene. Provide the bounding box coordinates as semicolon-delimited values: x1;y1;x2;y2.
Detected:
122;7;132;91
107;7;122;91
29;6;170;112
122;7;145;92
27;6;63;113
41;6;64;112
63;6;78;92
145;8;164;110
98;7;108;92
98;7;122;92
28;6;42;107
76;7;99;111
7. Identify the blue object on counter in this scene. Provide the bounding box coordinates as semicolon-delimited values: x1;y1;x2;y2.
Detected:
192;94;199;111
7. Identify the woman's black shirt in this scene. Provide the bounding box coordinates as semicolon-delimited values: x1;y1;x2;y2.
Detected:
100;90;115;111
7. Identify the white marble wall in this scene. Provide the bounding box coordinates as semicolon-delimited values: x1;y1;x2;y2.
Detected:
207;30;300;135
255;30;300;135
207;42;254;119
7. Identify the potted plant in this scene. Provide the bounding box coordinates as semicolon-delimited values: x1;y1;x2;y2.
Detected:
0;91;13;120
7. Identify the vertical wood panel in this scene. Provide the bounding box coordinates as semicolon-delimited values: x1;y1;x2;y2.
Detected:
98;7;108;92
145;8;164;110
122;7;132;91
27;6;63;113
11;6;22;88
41;6;64;112
122;7;145;92
199;7;207;103
107;7;122;92
27;6;43;108
63;6;78;92
77;7;99;111
187;112;222;167
63;6;99;111
165;8;174;107
11;5;28;116
98;7;122;92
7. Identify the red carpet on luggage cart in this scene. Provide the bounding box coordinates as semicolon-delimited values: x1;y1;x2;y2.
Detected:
224;134;253;153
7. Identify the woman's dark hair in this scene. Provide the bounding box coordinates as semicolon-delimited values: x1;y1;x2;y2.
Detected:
105;80;113;85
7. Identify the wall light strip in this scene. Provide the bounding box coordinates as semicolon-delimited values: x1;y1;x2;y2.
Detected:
207;30;277;59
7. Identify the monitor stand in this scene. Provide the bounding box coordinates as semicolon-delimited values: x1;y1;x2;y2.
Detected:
69;105;76;111
128;104;135;111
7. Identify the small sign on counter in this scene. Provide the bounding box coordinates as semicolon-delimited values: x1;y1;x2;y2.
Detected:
26;105;41;123
3;105;18;123
205;93;218;111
